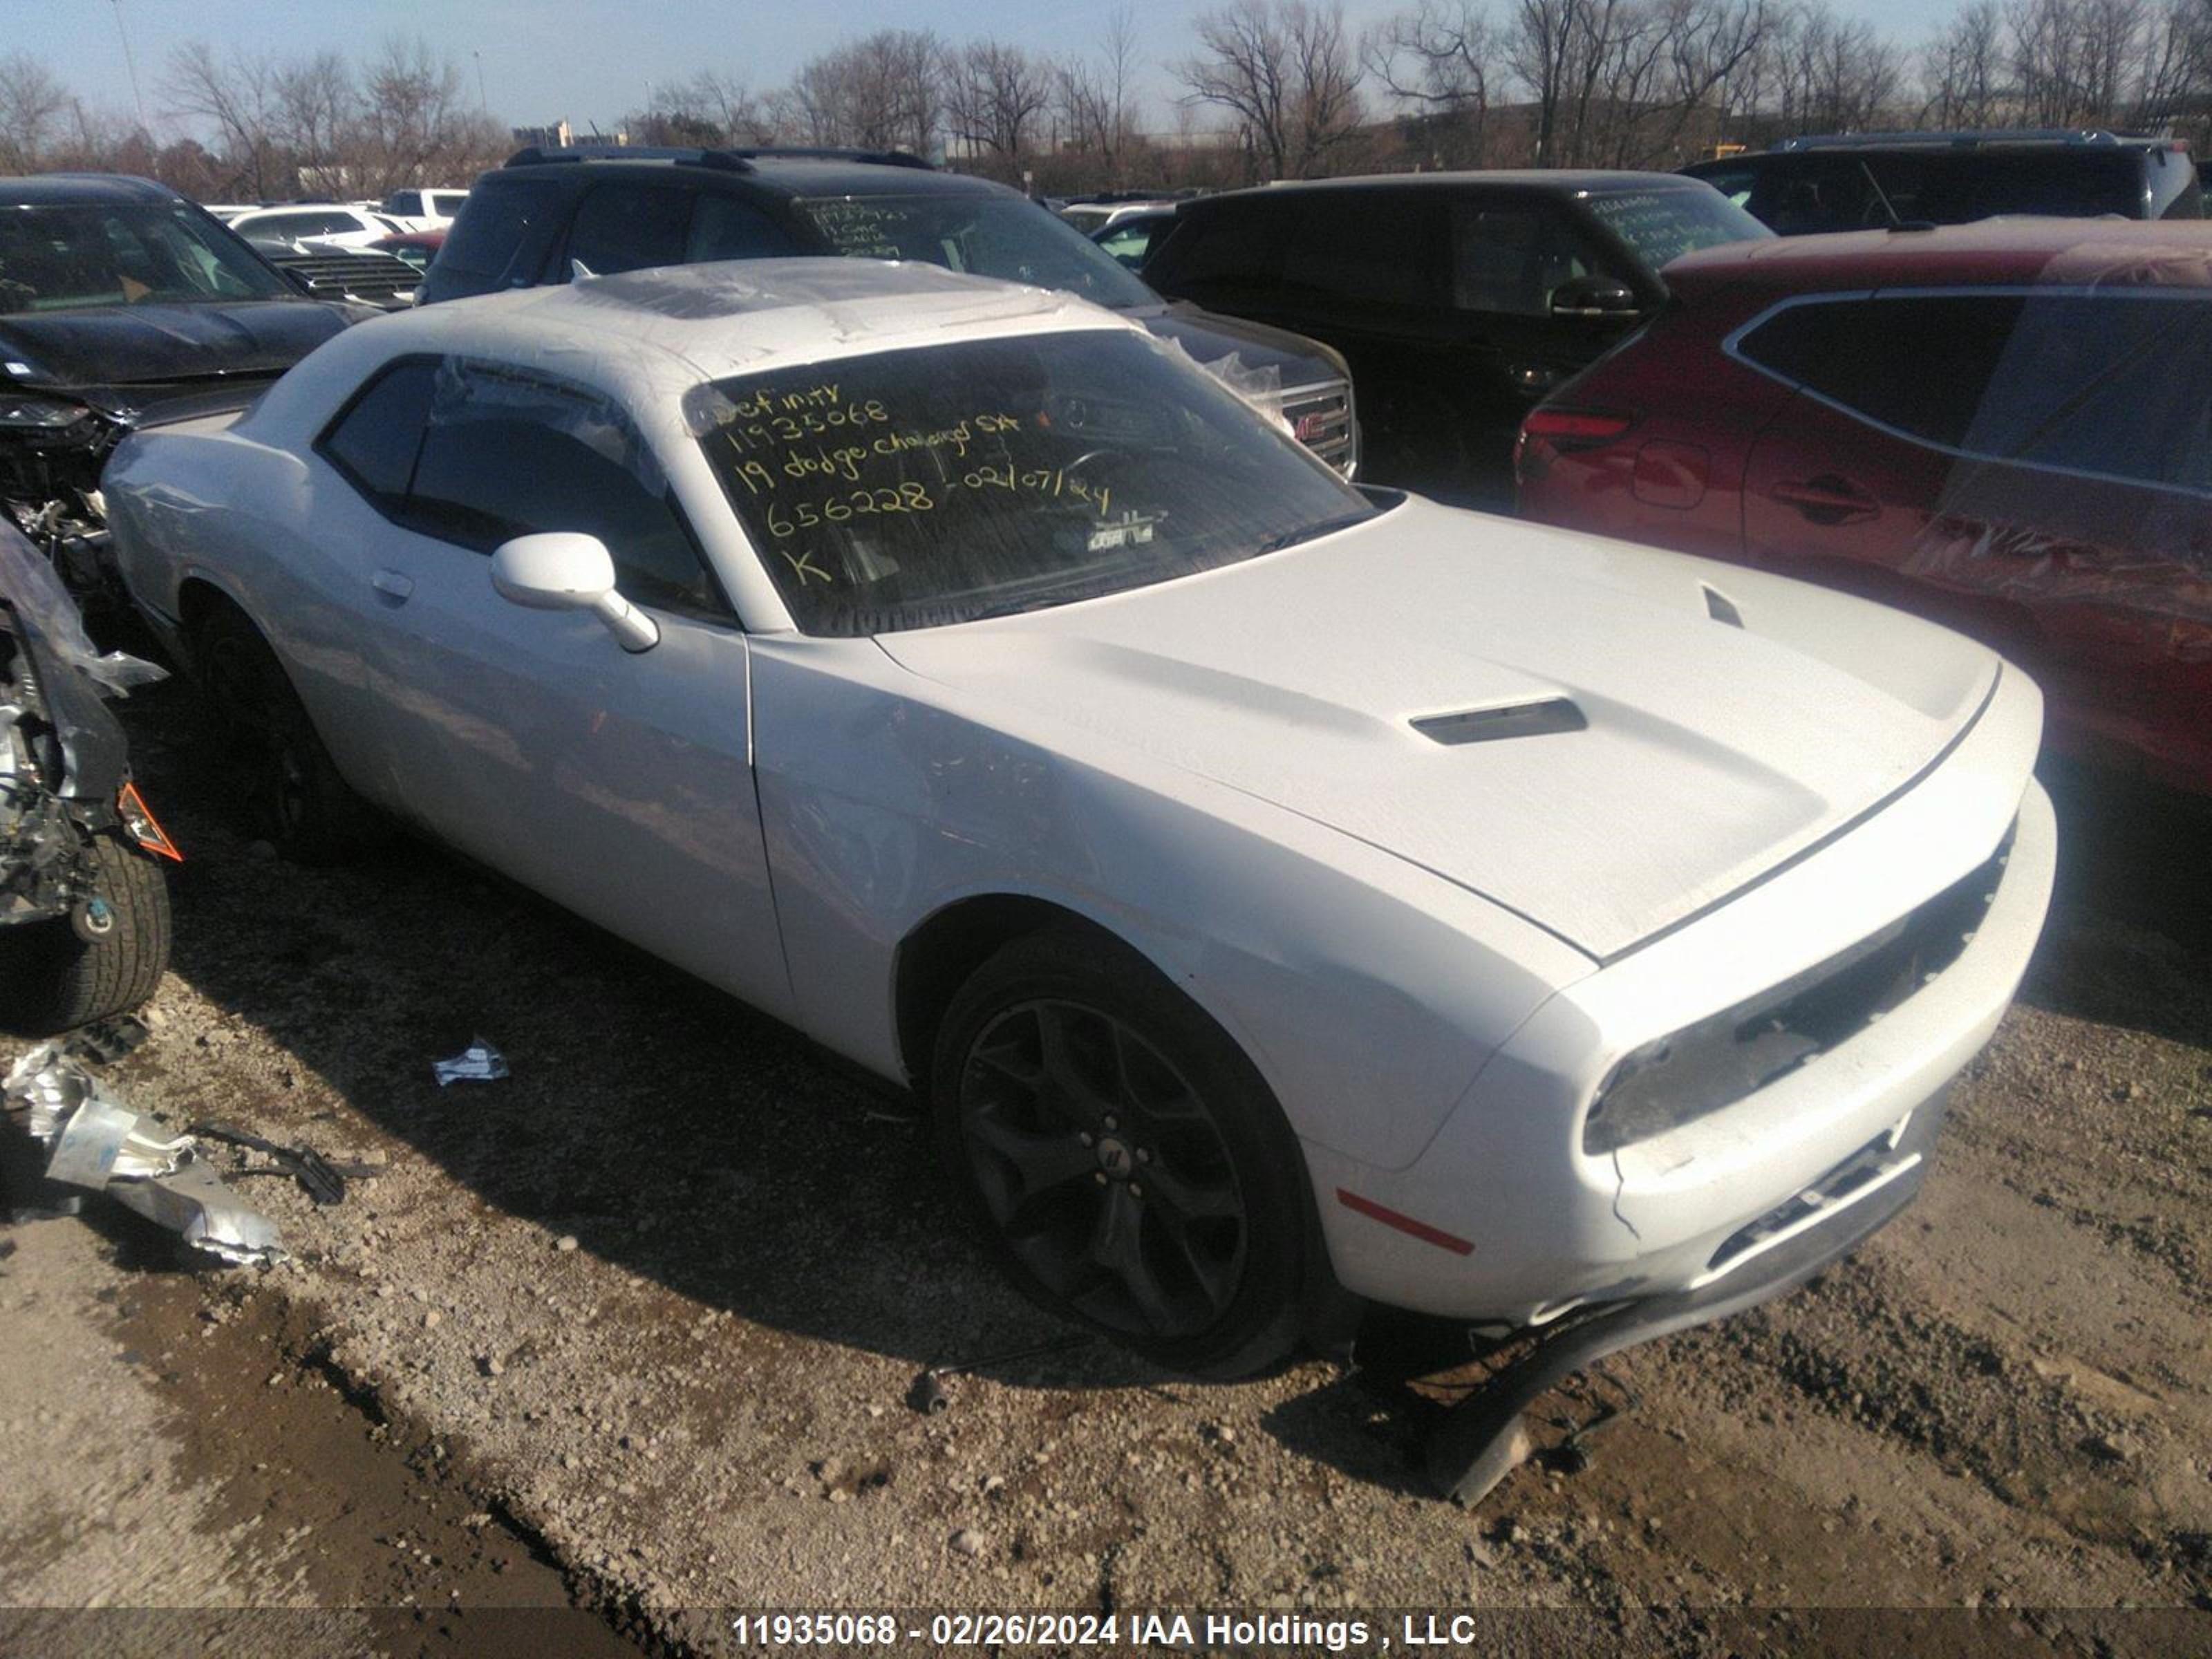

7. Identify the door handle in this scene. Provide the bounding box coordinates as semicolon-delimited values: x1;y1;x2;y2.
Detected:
371;569;415;601
1770;476;1880;525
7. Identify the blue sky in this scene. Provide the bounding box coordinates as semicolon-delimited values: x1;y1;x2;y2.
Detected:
15;0;1949;138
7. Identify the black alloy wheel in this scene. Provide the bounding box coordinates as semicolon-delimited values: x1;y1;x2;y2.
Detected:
932;928;1309;1377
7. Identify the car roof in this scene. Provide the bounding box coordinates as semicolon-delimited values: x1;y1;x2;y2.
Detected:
0;173;180;205
1663;218;2212;297
297;258;1125;410
1190;170;1714;207
487;152;1013;203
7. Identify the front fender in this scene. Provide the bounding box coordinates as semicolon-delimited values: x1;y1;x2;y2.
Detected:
748;637;1590;1170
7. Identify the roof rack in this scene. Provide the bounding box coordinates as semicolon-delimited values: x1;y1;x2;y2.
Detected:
505;144;756;173
720;146;934;171
503;143;935;174
1776;129;2131;151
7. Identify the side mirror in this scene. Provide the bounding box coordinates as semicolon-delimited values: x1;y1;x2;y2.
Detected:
490;532;659;653
1550;276;1642;320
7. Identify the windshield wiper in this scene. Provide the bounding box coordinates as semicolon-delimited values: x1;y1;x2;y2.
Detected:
1252;512;1374;556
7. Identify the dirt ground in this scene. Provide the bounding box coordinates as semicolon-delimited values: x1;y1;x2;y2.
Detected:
2;675;2208;1659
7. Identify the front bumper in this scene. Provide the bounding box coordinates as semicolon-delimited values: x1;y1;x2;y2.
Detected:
1426;1083;1949;1505
1305;666;2053;1321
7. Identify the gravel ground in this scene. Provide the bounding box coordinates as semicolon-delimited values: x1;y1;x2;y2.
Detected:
2;678;2208;1659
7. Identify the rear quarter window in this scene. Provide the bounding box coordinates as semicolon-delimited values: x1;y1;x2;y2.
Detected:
1736;294;2023;447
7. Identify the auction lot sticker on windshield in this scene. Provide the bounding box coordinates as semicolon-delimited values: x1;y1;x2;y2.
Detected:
695;330;1370;635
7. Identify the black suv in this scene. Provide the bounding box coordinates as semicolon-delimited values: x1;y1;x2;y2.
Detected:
1685;131;2204;236
422;147;1358;475
0;174;364;594
1142;171;1766;505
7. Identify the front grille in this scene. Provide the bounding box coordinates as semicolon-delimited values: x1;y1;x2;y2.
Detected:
272;252;418;309
1277;379;1357;476
1582;825;2014;1156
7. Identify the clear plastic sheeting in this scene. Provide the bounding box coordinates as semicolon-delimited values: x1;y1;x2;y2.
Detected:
1910;285;2212;639
563;257;1078;359
429;357;671;503
0;521;165;695
1157;336;1291;435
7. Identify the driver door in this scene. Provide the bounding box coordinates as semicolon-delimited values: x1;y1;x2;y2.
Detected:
325;356;791;1018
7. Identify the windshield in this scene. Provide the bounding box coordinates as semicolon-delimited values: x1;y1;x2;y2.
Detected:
1586;188;1770;274
794;194;1156;310
697;328;1376;635
0;202;292;314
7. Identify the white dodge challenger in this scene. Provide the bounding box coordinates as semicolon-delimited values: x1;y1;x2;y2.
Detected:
104;260;2054;1490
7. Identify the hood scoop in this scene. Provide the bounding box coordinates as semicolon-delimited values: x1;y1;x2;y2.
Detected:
1412;697;1587;747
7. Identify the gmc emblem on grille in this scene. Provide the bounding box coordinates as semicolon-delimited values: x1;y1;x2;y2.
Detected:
1294;412;1331;443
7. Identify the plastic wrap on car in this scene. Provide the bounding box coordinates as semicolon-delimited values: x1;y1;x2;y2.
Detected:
430;356;673;500
1905;269;2212;689
0;523;165;695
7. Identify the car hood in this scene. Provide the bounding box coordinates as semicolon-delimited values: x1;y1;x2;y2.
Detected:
1127;301;1347;384
0;300;355;405
879;498;2004;962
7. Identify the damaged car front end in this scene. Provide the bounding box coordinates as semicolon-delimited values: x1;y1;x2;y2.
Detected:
1;523;178;1031
0;174;367;601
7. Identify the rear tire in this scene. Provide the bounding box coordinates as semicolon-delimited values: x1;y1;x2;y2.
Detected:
930;927;1310;1378
2;832;169;1033
192;604;384;863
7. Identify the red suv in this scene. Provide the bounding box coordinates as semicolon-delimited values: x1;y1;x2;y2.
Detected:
1517;221;2212;796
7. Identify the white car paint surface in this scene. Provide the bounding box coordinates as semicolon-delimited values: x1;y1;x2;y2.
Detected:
102;259;2055;1336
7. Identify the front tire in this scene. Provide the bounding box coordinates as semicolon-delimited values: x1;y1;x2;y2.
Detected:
2;832;170;1033
931;928;1309;1377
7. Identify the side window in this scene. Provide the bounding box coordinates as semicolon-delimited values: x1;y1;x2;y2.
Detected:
438;178;561;281
1144;205;1292;296
1449;203;1607;315
1759;162;1872;234
1096;223;1153;268
1696;167;1756;209
402;363;727;619
686;196;798;261
566;184;692;277
317;359;439;511
1282;195;1439;308
1737;294;2025;449
1967;294;2212;492
388;192;422;218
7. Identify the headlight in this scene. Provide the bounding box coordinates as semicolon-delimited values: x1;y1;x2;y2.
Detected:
0;397;91;430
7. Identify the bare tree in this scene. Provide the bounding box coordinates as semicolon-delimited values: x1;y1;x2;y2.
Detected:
1651;0;1772;158
1367;0;1501;164
273;51;354;180
1767;1;1904;133
1177;0;1367;180
944;39;1052;173
163;41;286;198
2136;0;2212;124
632;71;780;147
776;30;942;155
352;36;503;196
1925;0;2007;125
0;53;71;171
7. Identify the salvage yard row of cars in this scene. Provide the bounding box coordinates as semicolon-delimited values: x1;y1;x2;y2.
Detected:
1;129;2197;1499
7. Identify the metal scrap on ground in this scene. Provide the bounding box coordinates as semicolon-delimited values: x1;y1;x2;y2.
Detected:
1;1019;292;1266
